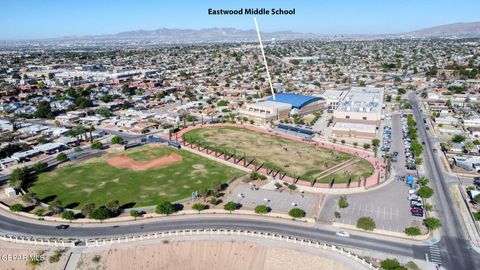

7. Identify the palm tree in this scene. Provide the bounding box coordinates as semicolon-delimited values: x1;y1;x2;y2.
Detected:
442;142;452;152
415;157;423;177
88;125;95;143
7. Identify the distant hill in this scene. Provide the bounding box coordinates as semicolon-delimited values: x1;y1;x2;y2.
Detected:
401;22;480;38
59;27;321;42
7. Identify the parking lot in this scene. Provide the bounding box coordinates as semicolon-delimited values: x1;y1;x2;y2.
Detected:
318;180;424;232
318;113;424;232
227;184;321;217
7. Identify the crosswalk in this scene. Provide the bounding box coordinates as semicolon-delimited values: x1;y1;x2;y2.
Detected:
428;245;442;265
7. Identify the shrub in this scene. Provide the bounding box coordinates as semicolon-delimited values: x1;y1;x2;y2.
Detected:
404;226;421;236
9;203;23;212
288;208;306;218
224;201;238;213
474;194;480;204
130;210;141;219
417;186;434;198
91;140;103;149
192;203;207;213
356;217;376;231
48;253;61;263
155;201;175;215
424;217;442;230
380;258;401;269
56;152;68;162
334;211;341;218
338;196;349;208
89;207;111;220
254;204;270;214
111;136;124;145
473;212;480;221
81;203;96;217
34;208;46;217
92;255;101;263
61;210;75;220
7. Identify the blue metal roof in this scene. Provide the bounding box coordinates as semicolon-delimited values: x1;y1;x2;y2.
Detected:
266;93;321;109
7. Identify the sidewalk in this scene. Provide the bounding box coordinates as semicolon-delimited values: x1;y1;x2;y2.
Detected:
450;185;480;249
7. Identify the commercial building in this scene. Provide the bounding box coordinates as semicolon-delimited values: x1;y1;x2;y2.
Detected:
239;93;324;123
332;87;384;139
320;90;349;111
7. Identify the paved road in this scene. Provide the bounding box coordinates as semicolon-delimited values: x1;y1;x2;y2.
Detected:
409;92;480;270
0;213;426;259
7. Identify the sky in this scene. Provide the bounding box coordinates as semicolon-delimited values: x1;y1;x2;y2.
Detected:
1;0;479;40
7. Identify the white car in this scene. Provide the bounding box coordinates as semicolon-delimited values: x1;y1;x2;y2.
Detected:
336;231;350;237
408;189;416;195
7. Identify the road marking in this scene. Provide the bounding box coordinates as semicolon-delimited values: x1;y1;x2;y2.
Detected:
390;207;394;220
383;206;386;219
376;206;380;219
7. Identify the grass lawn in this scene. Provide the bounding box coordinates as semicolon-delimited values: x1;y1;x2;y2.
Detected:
29;145;245;209
183;126;373;182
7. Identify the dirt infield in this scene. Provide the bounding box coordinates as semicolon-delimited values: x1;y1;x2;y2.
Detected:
106;153;183;171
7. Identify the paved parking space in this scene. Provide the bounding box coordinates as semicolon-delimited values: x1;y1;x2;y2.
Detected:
319;173;424;233
227;184;320;217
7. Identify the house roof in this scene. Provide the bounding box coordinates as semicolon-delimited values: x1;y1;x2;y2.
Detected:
266;93;322;109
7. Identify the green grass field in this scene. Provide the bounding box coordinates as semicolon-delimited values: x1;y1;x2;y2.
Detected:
29;145;244;209
183;126;374;183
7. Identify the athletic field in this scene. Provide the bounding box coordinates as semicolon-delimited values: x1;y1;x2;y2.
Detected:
29;145;244;209
183;126;373;183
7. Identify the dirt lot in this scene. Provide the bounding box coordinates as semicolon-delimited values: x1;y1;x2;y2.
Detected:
76;240;357;270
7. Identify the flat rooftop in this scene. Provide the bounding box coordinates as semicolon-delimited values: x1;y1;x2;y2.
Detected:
336;87;384;113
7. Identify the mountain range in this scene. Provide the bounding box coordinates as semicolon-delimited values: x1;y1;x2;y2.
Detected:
53;21;480;42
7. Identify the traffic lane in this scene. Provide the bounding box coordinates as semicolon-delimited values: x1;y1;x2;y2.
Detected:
409;93;479;270
0;214;421;258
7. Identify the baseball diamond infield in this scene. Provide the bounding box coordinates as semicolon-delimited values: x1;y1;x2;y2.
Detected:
180;125;376;185
29;145;245;209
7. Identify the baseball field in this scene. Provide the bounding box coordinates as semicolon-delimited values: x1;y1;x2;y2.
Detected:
29;145;244;209
183;126;373;183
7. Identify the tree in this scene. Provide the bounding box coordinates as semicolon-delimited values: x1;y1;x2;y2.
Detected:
48;199;63;214
404;226;421;236
254;204;270;214
34;208;46;217
289;208;306;218
415;157;423;176
380;258;401;269
31;162;48;174
224;201;238;213
56;152;68;162
91;140;103;149
451;134;466;143
372;139;380;147
89;207;111;220
35;100;54;119
111;136;124;145
353;142;358;148
81;203;96;217
9;203;23;212
410;141;423;157
61;210;75;220
417;177;429;186
473;194;480;204
192;203;207;213
9;167;29;189
105;200;120;214
338;196;349;208
130;210;141;219
363;143;371;150
287;184;297;192
417;186;434;198
155;201;175;215
356;216;376;231
424;217;442;230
